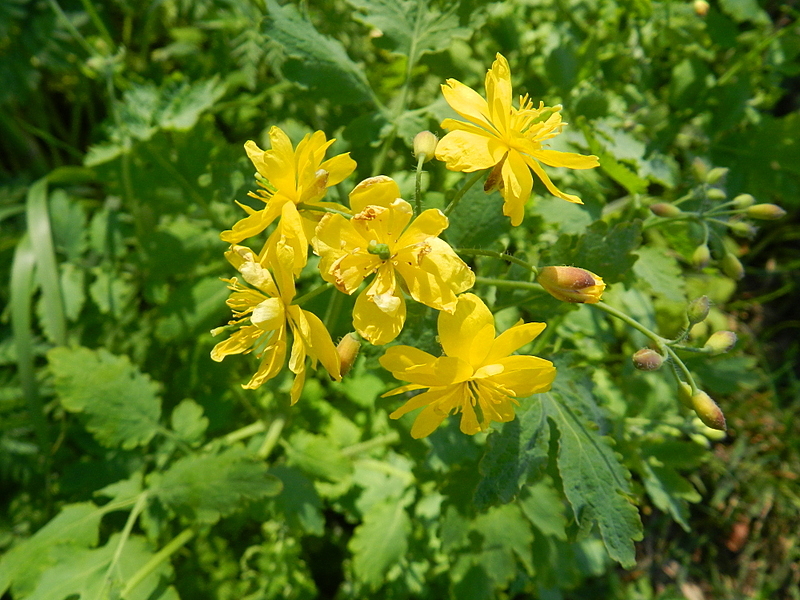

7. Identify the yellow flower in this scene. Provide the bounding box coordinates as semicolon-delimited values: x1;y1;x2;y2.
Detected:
537;266;605;304
435;53;599;226
210;244;341;403
381;293;556;438
220;126;356;274
313;176;475;345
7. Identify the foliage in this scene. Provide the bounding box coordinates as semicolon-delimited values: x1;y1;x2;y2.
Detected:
1;0;798;599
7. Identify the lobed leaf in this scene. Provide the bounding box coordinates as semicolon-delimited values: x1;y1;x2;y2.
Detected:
349;498;412;590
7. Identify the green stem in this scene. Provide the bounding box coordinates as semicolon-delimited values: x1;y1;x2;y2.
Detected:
77;0;115;49
444;170;485;217
45;0;96;55
296;203;352;219
99;491;148;600
257;417;286;459
222;420;266;445
475;276;543;293
456;249;539;276
341;432;400;457
293;282;333;306
414;154;425;216
121;528;196;597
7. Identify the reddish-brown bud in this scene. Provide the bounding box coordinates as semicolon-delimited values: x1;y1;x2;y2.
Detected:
632;348;664;371
691;391;726;431
538;266;606;304
336;333;361;377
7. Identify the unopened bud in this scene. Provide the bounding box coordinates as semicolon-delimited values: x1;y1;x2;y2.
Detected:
746;203;786;220
704;330;737;355
650;203;682;218
692;244;711;268
632;348;664;371
691;391;726;431
413;131;438;163
706;187;727;201
692;158;709;181
538;266;606;304
729;221;757;238
732;193;755;209
677;382;694;408
687;296;710;325
706;167;729;185
336;333;360;377
721;252;744;280
693;0;710;16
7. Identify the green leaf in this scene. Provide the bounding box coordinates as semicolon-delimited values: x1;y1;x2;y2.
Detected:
541;392;643;567
443;185;510;249
59;262;85;321
170;399;209;446
474;396;550;510
349;499;411;590
518;477;568;541
25;534;172;600
89;266;136;317
638;460;700;531
284;431;353;482
0;503;103;596
47;346;162;449
472;504;534;583
345;0;472;65
155;276;229;342
264;0;373;105
151;446;283;524
542;220;641;284
633;246;686;302
578;120;648;195
270;466;325;536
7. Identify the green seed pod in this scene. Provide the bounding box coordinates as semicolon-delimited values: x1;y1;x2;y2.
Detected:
632;348;664;371
706;188;727;201
732;193;755;209
706;167;729;184
677;382;694;408
721;252;744;280
692;244;711;268
729;221;757;238
746;204;787;220
691;391;726;431
687;296;710;325
650;203;682;218
704;330;737;355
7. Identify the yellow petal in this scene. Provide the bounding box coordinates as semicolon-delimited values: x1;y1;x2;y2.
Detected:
353;267;406;345
524;156;583;204
220;197;286;244
396;209;448;245
389;387;445;419
289;368;306;405
485;53;512;134
210;324;263;361
349;176;402;213
484;321;546;363
351;202;413;253
440;79;493;131
251;297;285;331
438;293;494;365
533;149;600;170
303;308;342;381
435;129;502;172
380;345;437;374
320;153;357;186
381;383;428;397
243;333;287;389
500;150;533;227
490;356;556;397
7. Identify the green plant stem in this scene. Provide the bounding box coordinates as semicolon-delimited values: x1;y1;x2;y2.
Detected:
77;0;115;49
257;417;286;459
99;491;148;600
475;276;543;293
456;248;539;276
341;432;400;457
294;282;333;306
222;420;266;445
296;203;352;219
444;170;485;217
414;154;425;216
45;0;96;55
121;528;196;597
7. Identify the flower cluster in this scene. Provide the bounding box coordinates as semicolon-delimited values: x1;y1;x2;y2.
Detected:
212;54;604;438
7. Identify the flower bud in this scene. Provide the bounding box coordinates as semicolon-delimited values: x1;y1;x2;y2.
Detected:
706;187;727;201
538;266;606;304
721;252;744;280
746;203;786;220
650;203;682;218
413;131;438;163
632;348;664;371
704;330;737;355
706;167;729;185
729;221;757;238
336;333;360;378
693;0;709;16
691;158;709;181
692;244;711;268
687;296;710;325
691;391;726;431
677;382;694;408
732;193;755;209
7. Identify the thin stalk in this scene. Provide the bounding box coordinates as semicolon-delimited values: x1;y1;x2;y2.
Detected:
296;203;352;219
456;248;539;276
444;170;485;217
475;276;543;293
222;420;266;445
77;0;115;49
341;432;400;457
257;417;286;459
98;491;148;600
45;0;96;55
414;154;425;216
294;282;333;306
121;528;196;597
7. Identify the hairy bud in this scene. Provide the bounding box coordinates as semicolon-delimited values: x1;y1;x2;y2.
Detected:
677;382;694;408
732;193;755;209
336;333;361;378
413;131;438;163
632;348;664;371
693;0;710;16
538;266;606;304
692;244;711;268
746;204;786;220
691;391;726;431
721;252;744;280
650;203;682;218
704;330;737;355
687;296;710;325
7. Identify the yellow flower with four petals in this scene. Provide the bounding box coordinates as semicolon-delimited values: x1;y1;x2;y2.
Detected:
381;293;556;438
210;244;341;402
435;53;600;226
313;176;475;345
221;126;356;274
